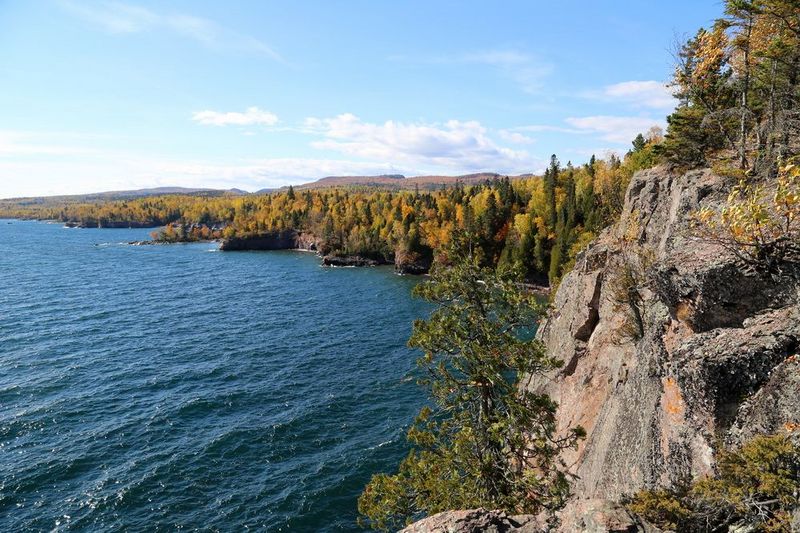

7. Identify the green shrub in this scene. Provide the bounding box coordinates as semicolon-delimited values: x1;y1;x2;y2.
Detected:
628;433;800;532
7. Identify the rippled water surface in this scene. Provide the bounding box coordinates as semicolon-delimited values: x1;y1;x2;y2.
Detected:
0;220;428;531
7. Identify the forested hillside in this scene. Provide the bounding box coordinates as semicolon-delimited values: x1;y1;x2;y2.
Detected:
0;144;658;285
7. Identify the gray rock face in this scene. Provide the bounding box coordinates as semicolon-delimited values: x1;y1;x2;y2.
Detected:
528;166;799;500
400;501;664;533
399;508;546;533
395;249;433;275
556;499;663;533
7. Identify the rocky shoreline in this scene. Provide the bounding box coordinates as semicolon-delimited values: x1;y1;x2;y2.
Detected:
59;219;435;274
218;230;432;275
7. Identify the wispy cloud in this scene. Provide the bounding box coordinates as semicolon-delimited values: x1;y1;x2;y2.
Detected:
460;50;532;66
57;0;283;61
390;49;552;93
583;80;677;110
303;113;541;173
192;107;279;127
0;130;101;157
564;115;665;144
510;124;584;134
467;50;552;93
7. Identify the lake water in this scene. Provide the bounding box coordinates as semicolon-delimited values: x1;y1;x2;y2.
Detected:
0;220;429;531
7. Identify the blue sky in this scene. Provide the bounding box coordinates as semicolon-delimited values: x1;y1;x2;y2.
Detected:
0;0;722;197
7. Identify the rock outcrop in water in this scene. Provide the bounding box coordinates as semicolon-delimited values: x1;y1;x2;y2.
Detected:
403;166;799;532
394;248;433;275
320;254;390;267
219;230;320;251
219;229;432;274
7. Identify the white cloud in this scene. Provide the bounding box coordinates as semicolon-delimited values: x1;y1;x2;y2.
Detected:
57;0;283;61
303;113;540;173
584;80;677;110
0;156;412;198
497;130;536;144
0;117;551;197
192;107;279;127
565;115;665;144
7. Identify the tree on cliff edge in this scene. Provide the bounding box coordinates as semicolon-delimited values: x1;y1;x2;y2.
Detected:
357;237;584;531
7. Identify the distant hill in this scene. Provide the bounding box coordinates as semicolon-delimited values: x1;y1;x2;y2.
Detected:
72;186;247;200
292;172;519;191
3;173;532;203
3;187;245;203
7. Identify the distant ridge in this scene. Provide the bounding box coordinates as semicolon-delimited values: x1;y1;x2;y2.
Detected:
72;186;247;199
3;172;533;202
3;187;246;202
292;172;517;191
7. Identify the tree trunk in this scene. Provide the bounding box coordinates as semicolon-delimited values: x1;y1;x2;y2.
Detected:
739;15;753;170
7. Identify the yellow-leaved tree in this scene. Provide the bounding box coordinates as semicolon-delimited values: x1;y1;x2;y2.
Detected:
693;158;800;276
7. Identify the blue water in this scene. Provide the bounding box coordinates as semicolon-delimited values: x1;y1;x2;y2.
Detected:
0;220;429;532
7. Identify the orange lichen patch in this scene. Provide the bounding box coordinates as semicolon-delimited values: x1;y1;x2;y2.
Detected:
675;300;694;324
784;421;800;433
659;376;688;461
661;377;686;419
786;354;798;364
662;319;692;355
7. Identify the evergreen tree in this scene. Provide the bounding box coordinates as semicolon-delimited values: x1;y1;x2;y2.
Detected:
632;133;647;153
544;155;559;229
533;232;549;280
358;244;584;531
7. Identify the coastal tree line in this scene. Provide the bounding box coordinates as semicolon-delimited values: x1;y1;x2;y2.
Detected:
0;143;659;286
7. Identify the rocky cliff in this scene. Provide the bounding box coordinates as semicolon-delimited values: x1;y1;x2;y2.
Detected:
404;166;799;532
531;166;798;504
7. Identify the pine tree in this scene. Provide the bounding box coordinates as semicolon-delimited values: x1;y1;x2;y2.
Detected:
545;155;559;229
632;133;647;153
358;245;584;531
